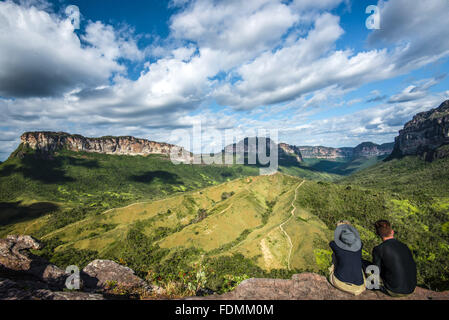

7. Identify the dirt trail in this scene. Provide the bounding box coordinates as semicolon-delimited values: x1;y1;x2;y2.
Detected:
279;180;305;270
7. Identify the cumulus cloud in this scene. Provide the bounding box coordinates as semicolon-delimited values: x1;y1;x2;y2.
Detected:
209;0;449;110
0;1;142;98
170;0;298;55
212;13;395;109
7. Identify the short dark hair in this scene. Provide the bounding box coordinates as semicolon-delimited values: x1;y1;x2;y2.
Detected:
374;220;392;238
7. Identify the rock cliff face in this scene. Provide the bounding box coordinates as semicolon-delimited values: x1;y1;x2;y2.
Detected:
20;132;192;161
278;143;304;163
352;142;395;158
299;143;393;160
390;100;449;160
298;146;353;159
224;138;393;163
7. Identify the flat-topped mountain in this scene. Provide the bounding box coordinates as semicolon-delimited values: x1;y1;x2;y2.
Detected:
299;143;394;160
19;131;192;161
390;100;449;160
223;137;304;164
298;146;353;159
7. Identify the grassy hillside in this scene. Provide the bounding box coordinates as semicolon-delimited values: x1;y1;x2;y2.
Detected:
0;173;329;295
342;150;449;198
0;146;259;235
23;174;331;292
278;164;341;181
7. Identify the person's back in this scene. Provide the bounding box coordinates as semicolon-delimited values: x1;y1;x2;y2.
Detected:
328;221;365;295
330;240;364;286
373;238;417;294
372;220;417;296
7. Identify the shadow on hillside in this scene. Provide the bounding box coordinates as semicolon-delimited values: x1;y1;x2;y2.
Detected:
0;164;16;177
305;160;346;173
65;156;100;169
0;155;100;184
0;201;60;226
130;170;183;185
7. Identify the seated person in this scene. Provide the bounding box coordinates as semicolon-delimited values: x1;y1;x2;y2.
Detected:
372;220;417;297
328;220;365;295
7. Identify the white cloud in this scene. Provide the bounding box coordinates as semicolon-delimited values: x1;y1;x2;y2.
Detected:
82;21;144;61
388;75;446;103
0;1;142;98
211;13;395;109
170;0;298;55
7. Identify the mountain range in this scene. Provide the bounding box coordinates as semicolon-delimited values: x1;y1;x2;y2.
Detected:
18;131;394;164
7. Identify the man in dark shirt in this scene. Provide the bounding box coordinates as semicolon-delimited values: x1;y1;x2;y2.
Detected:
372;220;417;296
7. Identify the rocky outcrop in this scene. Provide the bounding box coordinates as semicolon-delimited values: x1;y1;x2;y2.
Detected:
0;235;67;288
82;260;159;293
0;235;160;300
19;131;192;162
390;100;449;160
278;143;303;163
190;273;449;300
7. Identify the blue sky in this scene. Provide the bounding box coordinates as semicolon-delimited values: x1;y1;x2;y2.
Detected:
1;0;449;159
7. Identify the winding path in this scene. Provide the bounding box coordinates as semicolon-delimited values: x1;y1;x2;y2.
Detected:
279;180;305;270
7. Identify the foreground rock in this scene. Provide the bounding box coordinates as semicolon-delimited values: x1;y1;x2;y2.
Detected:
189;273;449;300
0;278;104;300
0;235;67;289
0;235;162;300
82;259;161;294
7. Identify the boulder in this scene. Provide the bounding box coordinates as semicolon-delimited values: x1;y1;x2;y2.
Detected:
0;235;67;288
82;260;152;293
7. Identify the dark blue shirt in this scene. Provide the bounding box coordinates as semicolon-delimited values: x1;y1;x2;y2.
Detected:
329;241;364;286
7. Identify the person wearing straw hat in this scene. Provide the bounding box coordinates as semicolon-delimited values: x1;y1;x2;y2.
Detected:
328;220;366;295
